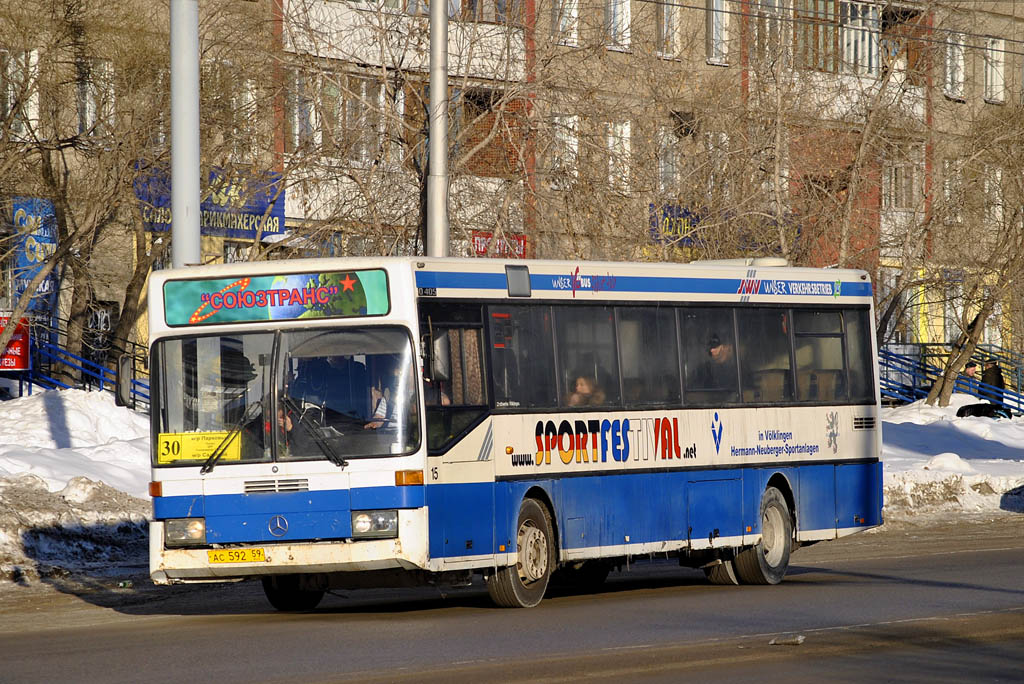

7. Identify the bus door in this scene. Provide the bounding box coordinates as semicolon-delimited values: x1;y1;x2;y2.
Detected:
421;313;494;561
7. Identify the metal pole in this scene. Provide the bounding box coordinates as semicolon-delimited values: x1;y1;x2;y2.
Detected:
170;0;202;268
426;0;449;257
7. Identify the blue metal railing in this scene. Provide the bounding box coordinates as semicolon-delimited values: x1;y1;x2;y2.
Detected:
879;346;1023;413
29;340;149;411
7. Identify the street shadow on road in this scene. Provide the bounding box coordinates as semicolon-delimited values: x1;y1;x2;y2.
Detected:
11;531;717;618
789;564;1024;598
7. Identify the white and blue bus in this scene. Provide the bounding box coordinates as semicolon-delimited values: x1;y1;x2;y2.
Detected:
137;256;882;609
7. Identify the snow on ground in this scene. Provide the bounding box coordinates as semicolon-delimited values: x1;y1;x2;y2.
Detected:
0;389;1022;584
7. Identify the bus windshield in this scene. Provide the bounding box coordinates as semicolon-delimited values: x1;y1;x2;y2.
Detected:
152;327;420;467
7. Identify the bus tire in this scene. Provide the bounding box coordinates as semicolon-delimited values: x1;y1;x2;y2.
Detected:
735;487;792;585
261;575;325;611
703;559;740;585
487;498;554;608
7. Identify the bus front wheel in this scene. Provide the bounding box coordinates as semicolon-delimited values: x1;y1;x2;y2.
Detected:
261;575;325;611
734;487;792;585
487;498;554;608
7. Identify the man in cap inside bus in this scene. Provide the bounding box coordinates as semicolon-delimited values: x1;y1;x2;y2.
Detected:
706;333;738;389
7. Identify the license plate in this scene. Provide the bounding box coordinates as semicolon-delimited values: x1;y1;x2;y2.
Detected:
208;548;266;564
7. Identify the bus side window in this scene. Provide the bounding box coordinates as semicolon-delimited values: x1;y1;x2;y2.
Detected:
618;307;681;406
553;305;620;407
736;308;794;403
844;309;875;402
794;310;847;402
681;307;739;404
489;306;557;408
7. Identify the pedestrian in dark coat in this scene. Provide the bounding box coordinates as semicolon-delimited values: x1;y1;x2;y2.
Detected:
981;358;1005;405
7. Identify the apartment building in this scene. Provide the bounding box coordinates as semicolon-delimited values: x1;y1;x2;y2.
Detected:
2;1;1023;356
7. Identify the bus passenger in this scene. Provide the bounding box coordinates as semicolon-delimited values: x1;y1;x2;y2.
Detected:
567;375;605;406
705;334;739;390
365;382;390;429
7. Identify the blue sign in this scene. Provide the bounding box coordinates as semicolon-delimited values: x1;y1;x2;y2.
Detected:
12;197;59;313
649;204;702;247
133;164;286;240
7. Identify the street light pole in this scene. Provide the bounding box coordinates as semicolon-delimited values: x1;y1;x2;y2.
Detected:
170;0;201;268
426;0;449;257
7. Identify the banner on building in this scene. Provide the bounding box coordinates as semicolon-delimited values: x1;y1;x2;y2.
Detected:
472;231;526;259
0;315;30;372
133;164;286;240
12;197;59;314
649;203;702;247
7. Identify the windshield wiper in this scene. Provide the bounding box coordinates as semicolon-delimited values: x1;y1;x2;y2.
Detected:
200;400;262;474
282;396;348;469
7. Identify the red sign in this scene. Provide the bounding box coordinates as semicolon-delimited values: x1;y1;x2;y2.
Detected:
471;231;527;259
0;316;30;371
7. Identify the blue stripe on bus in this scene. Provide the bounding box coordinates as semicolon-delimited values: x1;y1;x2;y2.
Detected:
426;460;882;560
152;462;881;554
153;485;425;545
414;271;873;298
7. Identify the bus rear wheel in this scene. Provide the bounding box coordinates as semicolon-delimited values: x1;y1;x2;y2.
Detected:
261;575;325;611
487;498;554;608
735;487;792;585
703;559;740;585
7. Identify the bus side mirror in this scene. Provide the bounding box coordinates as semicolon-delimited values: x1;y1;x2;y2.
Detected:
115;354;134;408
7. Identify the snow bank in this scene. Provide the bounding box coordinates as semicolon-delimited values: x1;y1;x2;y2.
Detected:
882;396;1024;517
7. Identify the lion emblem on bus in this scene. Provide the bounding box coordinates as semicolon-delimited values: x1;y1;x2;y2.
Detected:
826;411;839;453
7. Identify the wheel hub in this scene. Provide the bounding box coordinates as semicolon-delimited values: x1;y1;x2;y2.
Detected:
762;505;785;567
517;522;548;583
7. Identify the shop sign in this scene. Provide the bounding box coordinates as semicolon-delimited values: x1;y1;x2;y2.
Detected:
0;315;30;371
12;197;59;313
472;231;526;258
133;164;286;240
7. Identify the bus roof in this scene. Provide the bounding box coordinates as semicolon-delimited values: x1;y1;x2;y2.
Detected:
149;256;872;319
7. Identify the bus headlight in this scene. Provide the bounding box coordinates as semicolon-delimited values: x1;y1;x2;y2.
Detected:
351;510;398;539
164;518;207;546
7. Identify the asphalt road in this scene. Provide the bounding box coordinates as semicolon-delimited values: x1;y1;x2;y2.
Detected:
1;514;1022;683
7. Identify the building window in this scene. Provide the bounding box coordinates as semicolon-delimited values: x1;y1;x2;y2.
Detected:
1;49;38;140
657;126;682;195
706;131;729;200
206;62;259;162
842;1;879;76
284;67;317;154
941;158;964;225
552;0;578;46
882;146;921;211
322;73;385;166
943;278;964;345
231;79;259;161
983;165;1003;226
749;0;784;65
223;240;252;264
463;0;522;25
984;37;1005;103
657;0;680;57
794;0;836;72
78;58;114;136
794;1;879;76
548;114;578;190
606;120;630;190
605;0;631;50
706;0;728;65
944;33;965;100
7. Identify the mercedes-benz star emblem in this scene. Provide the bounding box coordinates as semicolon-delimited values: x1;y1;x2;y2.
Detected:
268;515;288;537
